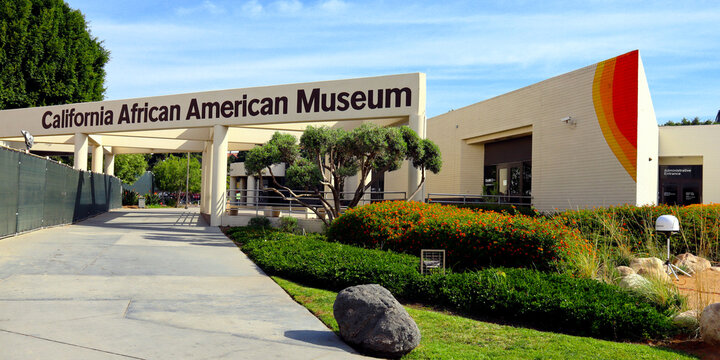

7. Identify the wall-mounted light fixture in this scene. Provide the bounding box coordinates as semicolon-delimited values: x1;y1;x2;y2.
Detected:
20;130;34;151
560;116;576;125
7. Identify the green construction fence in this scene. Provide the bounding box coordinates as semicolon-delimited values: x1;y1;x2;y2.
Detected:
0;146;122;238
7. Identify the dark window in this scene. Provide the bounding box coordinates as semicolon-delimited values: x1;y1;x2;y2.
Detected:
484;165;497;193
659;165;702;205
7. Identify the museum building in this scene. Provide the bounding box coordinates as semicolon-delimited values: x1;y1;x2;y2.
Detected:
413;50;719;211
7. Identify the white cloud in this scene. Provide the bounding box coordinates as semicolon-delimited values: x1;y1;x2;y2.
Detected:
318;0;348;13
242;0;263;15
82;0;720;120
176;0;225;16
274;0;303;13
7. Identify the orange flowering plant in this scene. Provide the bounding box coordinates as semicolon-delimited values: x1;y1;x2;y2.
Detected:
327;201;592;272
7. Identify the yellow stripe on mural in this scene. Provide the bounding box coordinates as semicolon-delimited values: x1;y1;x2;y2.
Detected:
598;60;636;179
592;59;637;182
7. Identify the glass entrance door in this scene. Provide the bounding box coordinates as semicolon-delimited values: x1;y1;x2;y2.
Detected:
659;165;702;206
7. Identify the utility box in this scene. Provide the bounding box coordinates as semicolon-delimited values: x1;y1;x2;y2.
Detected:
138;196;146;208
420;249;445;275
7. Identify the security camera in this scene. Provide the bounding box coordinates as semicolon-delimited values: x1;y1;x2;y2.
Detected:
560;116;574;124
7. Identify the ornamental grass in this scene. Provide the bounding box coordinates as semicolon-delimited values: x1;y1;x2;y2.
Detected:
558;204;720;261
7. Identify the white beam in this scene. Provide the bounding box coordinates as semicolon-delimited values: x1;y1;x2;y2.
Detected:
0;73;424;138
408;74;427;201
200;142;210;214
104;152;115;175
92;145;103;173
211;125;228;226
91;135;205;151
4;142;75;152
74;133;88;171
101;128;212;141
0;134;75;144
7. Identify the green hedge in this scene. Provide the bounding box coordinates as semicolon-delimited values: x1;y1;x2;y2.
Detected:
327;201;591;272
227;227;676;341
558;204;720;260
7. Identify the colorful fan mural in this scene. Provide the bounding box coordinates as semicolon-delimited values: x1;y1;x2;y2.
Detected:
592;50;638;182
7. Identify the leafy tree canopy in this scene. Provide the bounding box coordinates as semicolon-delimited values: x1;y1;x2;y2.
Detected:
0;0;109;109
153;155;201;207
153;155;202;193
114;154;148;184
245;124;442;225
663;116;719;126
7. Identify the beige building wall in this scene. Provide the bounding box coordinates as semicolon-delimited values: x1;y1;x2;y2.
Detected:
636;56;660;205
396;51;655;212
659;125;720;204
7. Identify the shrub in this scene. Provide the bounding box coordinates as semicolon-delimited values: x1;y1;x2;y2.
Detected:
280;216;299;234
455;203;539;216
122;190;138;205
558;204;720;261
248;216;271;229
327;201;592;272
228;227;677;341
144;193;160;205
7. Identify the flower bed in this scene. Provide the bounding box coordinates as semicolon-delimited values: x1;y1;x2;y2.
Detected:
558;204;720;260
227;227;677;341
327;201;592;272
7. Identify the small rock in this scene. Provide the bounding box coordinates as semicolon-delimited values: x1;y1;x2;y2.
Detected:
333;284;420;358
673;310;699;330
616;266;635;277
630;257;671;282
619;273;652;294
700;303;720;345
673;253;711;275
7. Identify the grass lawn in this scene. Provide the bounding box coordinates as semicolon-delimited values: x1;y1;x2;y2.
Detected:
273;277;696;360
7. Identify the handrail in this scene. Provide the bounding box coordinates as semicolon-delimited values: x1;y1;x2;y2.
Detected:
225;189;407;218
426;193;532;206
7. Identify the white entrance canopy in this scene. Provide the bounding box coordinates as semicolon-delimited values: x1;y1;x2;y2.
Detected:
0;73;427;225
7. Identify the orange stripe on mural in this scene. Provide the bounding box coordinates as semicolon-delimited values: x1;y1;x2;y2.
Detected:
592;51;638;182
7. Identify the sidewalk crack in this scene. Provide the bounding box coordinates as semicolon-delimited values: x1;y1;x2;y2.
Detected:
0;328;146;359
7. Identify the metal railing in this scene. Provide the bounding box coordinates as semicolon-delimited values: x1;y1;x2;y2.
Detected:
426;193;532;207
225;189;406;218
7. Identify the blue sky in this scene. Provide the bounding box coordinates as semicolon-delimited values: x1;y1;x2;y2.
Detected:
65;0;720;123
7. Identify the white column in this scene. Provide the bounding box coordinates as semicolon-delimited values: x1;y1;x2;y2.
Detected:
247;175;256;206
210;125;228;226
408;114;426;201
91;145;103;173
200;142;211;214
74;133;88;171
104;152;115;175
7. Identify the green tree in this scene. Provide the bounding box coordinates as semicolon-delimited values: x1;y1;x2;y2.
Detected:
0;0;109;109
114;154;148;184
245;124;442;226
663;116;719;126
153;154;201;207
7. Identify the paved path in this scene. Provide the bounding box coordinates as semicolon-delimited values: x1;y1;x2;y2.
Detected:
0;208;366;359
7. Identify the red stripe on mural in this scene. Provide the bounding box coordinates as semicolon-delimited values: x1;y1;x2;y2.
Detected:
611;50;638;149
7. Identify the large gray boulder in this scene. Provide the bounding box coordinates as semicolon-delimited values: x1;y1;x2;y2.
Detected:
615;266;635;277
700;303;720;345
673;253;711;275
673;310;699;331
619;273;651;294
630;257;670;282
333;284;420;358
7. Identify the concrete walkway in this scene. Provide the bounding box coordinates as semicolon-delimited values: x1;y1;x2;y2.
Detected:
0;208;366;359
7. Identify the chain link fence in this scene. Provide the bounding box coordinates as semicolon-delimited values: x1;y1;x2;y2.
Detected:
0;146;122;238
